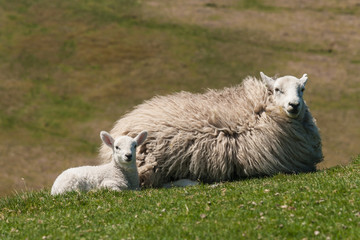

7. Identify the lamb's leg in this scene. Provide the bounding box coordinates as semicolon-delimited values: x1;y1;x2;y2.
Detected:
100;181;124;191
162;179;199;188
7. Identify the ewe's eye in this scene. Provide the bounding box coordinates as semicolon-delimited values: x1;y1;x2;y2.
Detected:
301;88;305;92
275;88;281;93
115;146;120;150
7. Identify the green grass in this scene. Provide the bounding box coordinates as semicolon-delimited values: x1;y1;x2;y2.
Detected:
1;156;359;239
237;0;279;12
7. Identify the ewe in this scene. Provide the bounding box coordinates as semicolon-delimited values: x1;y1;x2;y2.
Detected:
100;72;323;187
51;131;147;195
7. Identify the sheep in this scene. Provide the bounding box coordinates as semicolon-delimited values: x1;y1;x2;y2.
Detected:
51;131;147;195
99;72;323;188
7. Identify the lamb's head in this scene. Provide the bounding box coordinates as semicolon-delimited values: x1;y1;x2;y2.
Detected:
100;131;147;166
260;72;308;119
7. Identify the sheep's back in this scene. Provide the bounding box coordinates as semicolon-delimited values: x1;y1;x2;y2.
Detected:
100;77;265;159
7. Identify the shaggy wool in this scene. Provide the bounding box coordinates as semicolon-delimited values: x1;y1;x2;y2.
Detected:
99;76;323;187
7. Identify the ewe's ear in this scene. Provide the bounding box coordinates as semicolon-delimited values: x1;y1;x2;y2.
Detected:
300;73;308;85
100;131;114;148
260;72;275;89
135;131;148;146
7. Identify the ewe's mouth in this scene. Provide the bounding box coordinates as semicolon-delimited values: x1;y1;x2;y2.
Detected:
285;110;299;119
288;108;299;114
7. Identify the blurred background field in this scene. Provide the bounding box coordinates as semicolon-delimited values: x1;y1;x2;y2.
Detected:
0;0;359;196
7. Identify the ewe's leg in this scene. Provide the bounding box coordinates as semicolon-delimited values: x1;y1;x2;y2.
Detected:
138;162;158;187
163;179;199;188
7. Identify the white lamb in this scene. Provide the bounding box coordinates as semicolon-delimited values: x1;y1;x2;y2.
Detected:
51;130;147;195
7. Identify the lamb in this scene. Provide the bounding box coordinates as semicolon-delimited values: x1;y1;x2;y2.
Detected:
51;131;147;195
99;72;323;188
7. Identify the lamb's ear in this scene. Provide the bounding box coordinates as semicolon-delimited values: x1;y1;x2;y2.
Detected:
300;73;308;85
100;131;114;148
260;72;274;89
134;131;148;146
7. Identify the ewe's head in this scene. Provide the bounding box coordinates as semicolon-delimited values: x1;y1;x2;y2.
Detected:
100;131;147;166
260;72;308;119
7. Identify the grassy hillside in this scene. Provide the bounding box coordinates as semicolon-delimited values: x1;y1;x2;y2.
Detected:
0;0;359;196
1;156;359;239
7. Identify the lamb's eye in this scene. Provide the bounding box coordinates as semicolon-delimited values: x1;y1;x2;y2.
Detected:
115;146;120;150
275;88;280;93
301;88;305;92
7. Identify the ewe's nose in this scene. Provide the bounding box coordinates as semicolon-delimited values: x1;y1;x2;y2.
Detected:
289;102;300;111
125;153;132;161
